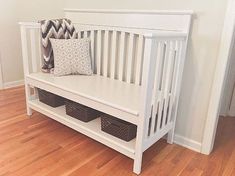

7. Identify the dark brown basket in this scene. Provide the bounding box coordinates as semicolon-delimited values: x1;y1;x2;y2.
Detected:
65;100;101;122
38;89;65;107
101;115;137;142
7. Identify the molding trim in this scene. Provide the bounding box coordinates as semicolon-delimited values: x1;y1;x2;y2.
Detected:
4;80;24;89
64;8;194;15
201;0;235;155
174;134;201;152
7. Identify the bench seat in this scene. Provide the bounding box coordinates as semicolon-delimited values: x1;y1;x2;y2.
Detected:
26;72;141;124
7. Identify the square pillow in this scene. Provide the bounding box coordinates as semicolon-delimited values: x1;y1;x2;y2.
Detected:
50;38;93;76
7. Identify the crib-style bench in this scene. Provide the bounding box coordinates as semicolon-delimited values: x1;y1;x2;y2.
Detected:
19;9;192;174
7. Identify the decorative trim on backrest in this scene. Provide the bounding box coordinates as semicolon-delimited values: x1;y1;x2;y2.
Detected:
64;9;193;33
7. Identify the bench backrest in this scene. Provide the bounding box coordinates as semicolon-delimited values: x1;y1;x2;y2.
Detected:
66;9;192;85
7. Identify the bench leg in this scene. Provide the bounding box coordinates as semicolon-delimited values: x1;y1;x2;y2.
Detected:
133;152;143;175
133;124;145;175
167;112;177;144
167;128;174;144
26;103;32;116
25;84;32;117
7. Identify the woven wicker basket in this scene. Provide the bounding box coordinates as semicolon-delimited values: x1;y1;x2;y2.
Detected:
65;100;101;122
38;89;65;107
101;115;137;142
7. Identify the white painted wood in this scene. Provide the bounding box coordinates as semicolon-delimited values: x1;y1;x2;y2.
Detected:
3;80;24;89
150;42;163;136
135;35;144;85
163;41;176;125
20;26;30;76
20;25;32;116
201;0;235;154
126;33;134;83
174;134;202;153
77;31;82;38
64;9;194;15
26;72;140;124
90;30;95;71
38;30;43;69
144;122;173;151
118;32;126;81
134;38;158;174
161;41;171;128
167;42;180;124
155;43;165;133
110;31;117;79
84;31;88;38
73;23;187;38
29;99;136;159
103;30;109;77
96;30;102;75
65;9;193;33
30;29;37;73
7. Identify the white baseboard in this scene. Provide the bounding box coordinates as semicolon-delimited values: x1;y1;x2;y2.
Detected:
3;80;24;89
174;134;201;152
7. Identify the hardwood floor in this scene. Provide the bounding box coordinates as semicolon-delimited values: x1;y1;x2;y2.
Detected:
0;86;235;176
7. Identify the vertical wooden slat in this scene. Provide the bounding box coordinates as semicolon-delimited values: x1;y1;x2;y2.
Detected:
156;96;164;131
84;31;88;38
156;42;169;132
165;41;176;96
90;30;95;71
171;41;183;94
135;35;144;85
152;42;165;105
150;42;165;135
118;32;126;81
150;100;158;135
103;30;109;77
160;41;171;128
96;30;102;75
38;28;42;69
126;33;134;83
20;26;30;75
167;41;183;124
163;41;176;125
157;42;165;89
30;29;37;73
20;25;32;116
110;31;117;79
77;31;82;38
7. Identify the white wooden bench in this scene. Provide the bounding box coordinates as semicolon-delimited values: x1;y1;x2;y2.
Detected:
19;9;192;174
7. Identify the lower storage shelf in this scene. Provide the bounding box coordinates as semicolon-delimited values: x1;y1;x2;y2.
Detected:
28;99;136;159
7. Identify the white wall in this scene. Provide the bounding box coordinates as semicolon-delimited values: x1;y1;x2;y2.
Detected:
0;0;65;85
64;0;228;147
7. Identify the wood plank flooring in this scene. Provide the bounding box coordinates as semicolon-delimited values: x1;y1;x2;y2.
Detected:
0;86;235;176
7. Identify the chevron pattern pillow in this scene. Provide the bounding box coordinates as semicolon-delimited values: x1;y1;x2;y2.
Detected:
40;19;76;73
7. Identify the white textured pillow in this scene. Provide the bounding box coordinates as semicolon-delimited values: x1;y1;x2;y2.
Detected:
50;38;93;76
